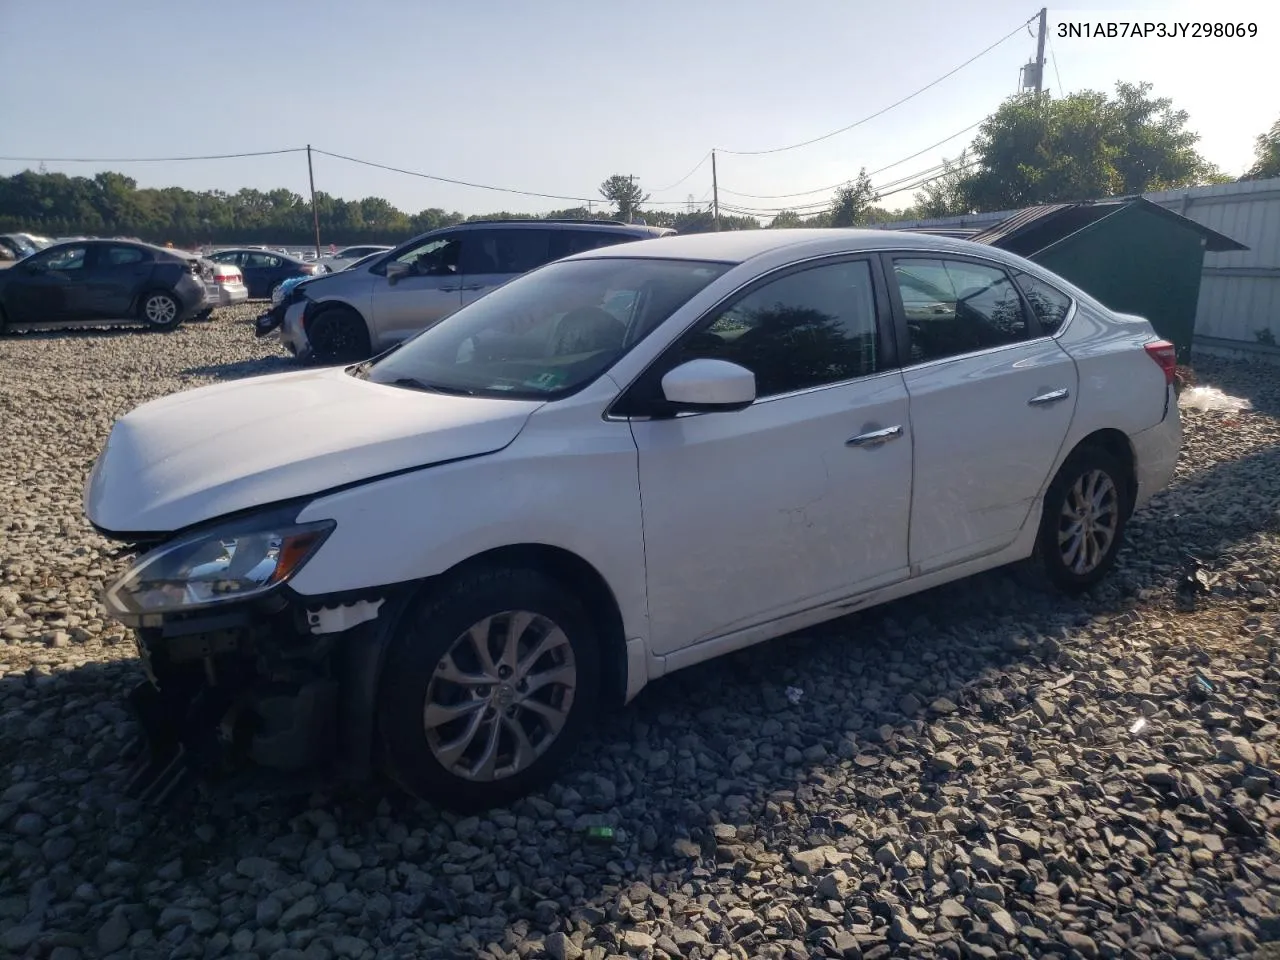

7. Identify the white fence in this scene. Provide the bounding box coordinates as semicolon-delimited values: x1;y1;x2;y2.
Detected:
872;177;1280;351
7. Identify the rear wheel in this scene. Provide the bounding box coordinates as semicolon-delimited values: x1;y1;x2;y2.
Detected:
306;306;371;365
377;568;600;812
139;290;182;329
1035;446;1131;594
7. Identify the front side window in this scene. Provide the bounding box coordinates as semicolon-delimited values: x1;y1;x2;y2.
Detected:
390;236;461;277
1012;270;1072;335
892;258;1029;363
365;257;731;400
676;259;881;397
37;245;88;271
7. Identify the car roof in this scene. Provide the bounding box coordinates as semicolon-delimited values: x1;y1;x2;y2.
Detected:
566;228;1019;264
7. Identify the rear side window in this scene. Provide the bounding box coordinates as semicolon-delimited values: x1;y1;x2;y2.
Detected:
890;258;1029;364
461;229;552;275
548;229;636;260
247;253;283;268
105;246;146;266
1012;270;1072;335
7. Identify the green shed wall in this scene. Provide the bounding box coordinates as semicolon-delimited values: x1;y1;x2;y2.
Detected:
1030;204;1206;362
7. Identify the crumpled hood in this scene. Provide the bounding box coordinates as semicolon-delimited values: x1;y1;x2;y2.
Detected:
84;366;542;534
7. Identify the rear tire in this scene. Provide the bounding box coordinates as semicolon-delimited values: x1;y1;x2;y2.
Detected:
1035;446;1131;594
139;290;183;329
377;567;601;813
306;306;371;365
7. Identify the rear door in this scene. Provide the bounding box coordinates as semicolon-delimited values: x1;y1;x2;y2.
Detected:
83;244;153;318
368;233;465;342
459;228;553;306
242;252;284;297
883;253;1078;573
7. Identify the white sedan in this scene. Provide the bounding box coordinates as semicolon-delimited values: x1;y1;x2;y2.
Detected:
84;229;1181;810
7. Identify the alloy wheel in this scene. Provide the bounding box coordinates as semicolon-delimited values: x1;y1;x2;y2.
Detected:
144;294;178;325
423;610;577;782
1058;468;1119;575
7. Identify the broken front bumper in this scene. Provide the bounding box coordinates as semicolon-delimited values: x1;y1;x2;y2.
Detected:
120;590;404;803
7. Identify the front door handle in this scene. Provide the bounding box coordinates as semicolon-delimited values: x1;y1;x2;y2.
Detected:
461;283;485;291
846;425;903;448
437;286;460;293
1028;388;1070;406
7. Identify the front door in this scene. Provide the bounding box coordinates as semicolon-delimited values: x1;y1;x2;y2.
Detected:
884;254;1079;572
370;234;465;343
242;251;284;298
6;244;89;323
459;228;552;307
624;257;914;654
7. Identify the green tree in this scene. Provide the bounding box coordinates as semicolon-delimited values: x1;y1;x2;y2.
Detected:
829;168;878;227
598;174;648;222
965;82;1220;212
1243;118;1280;180
769;209;804;228
914;151;974;218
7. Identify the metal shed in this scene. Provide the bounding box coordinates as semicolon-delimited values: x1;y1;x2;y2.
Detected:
874;196;1250;362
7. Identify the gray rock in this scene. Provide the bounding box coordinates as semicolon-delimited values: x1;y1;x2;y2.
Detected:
97;912;131;954
1061;930;1099;958
0;923;42;952
545;931;582;960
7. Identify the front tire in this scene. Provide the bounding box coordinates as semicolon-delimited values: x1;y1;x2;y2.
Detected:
377;568;600;812
306;306;371;365
139;290;182;329
1035;446;1131;594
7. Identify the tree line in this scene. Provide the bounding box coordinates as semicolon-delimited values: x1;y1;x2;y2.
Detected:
1;82;1276;246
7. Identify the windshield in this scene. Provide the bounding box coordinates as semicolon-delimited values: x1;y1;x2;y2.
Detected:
364;257;731;399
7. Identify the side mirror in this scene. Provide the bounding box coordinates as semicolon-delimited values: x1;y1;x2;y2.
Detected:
660;358;756;412
385;260;411;284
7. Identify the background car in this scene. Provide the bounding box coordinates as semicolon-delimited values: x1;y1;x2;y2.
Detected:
206;247;328;299
320;244;393;273
0;239;215;331
208;261;249;308
277;219;674;364
0;233;38;261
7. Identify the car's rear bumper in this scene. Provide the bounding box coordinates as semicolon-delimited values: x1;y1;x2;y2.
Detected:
1131;385;1182;510
216;283;249;306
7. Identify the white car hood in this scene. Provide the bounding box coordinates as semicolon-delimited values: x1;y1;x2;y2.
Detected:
84;367;543;534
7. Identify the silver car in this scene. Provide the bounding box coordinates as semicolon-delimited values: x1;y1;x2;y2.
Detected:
276;219;674;364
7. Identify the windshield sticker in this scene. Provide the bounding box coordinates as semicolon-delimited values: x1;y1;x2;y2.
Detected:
526;371;565;390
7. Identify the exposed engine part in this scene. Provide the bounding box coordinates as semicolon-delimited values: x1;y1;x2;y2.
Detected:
307;598;385;635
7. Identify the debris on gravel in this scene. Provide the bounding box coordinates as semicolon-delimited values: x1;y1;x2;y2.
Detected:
1;318;1279;959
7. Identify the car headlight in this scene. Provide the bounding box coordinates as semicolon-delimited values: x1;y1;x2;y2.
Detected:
105;516;335;616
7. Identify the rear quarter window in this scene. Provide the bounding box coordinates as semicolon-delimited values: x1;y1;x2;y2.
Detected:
1012;270;1073;335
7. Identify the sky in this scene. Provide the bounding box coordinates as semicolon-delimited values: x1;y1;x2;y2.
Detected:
1;0;1277;219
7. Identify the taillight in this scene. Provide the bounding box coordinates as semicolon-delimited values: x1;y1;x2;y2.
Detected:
1144;339;1177;386
213;272;238;284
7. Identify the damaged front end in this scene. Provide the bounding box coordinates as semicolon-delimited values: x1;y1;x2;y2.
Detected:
100;505;395;804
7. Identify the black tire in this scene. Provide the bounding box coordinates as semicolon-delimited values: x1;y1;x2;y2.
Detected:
306;306;371;365
139;289;183;329
0;303;8;335
377;567;601;813
1035;446;1132;594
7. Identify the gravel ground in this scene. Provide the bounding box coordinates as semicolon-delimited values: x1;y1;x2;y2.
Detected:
1;308;1278;960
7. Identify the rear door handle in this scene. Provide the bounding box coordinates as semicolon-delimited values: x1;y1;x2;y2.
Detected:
461;283;484;291
438;286;459;293
846;425;903;448
1028;388;1070;406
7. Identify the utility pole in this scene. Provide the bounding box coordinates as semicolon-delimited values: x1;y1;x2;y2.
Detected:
1034;7;1048;93
306;144;322;259
711;149;720;232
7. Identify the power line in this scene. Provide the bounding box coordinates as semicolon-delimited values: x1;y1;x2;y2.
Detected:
313;148;697;206
649;152;712;193
718;119;984;201
717;13;1036;157
1047;33;1063;95
0;148;307;163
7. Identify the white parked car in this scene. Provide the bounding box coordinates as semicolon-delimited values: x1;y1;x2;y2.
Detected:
208;261;249;307
84;229;1181;810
